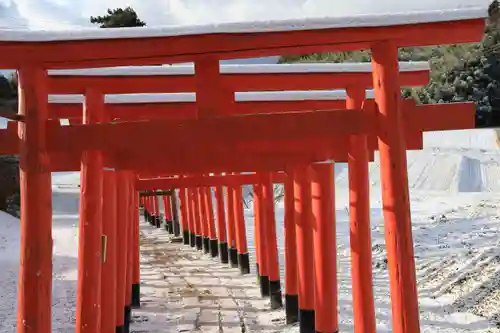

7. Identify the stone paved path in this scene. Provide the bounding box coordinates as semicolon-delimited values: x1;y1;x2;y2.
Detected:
131;221;289;333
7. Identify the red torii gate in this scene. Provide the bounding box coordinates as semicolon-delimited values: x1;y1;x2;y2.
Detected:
46;61;430;93
3;87;475;331
0;99;473;171
1;82;475;333
0;11;485;333
135;172;289;190
42;61;429;123
138;172;289;251
0;79;473;332
2;76;476;333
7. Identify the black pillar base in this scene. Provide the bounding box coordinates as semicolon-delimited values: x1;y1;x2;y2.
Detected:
209;239;219;258
183;230;190;245
260;275;270;297
155;216;161;228
299;309;315;333
285;294;299;324
238;253;250;275
174;221;181;236
189;232;196;247
269;280;283;309
115;326;124;333
195;235;203;251
256;263;260;284
219;242;229;264
148;214;155;226
203;237;210;254
124;305;131;333
131;283;140;308
229;247;239;268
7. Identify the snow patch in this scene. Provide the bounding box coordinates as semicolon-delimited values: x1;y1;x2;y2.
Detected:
52;172;80;186
453;156;483;193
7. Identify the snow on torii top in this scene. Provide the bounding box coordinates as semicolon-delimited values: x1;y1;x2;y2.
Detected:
48;90;377;104
0;0;490;41
49;62;430;76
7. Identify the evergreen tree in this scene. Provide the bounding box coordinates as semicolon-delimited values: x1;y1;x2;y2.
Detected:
420;0;500;127
0;75;14;99
90;7;146;28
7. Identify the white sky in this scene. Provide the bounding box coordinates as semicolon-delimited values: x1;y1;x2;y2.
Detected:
0;0;492;30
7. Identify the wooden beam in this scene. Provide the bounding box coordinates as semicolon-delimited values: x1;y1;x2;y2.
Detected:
136;172;288;191
139;190;173;197
46;67;430;95
0;100;476;174
46;109;371;154
0;19;483;68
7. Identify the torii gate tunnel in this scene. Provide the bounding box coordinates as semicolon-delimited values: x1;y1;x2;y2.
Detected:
0;12;486;333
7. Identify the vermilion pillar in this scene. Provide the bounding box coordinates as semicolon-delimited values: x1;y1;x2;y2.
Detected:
193;188;204;250
115;171;130;332
162;194;173;233
76;88;105;333
214;184;229;264
17;67;53;333
347;87;376;333
311;163;338;333
187;189;197;247
132;189;141;308
284;171;299;324
261;173;283;309
144;197;149;223
124;175;134;332
254;183;270;297
153;195;160;228
179;188;190;245
253;184;261;282
101;170;117;333
171;190;181;236
204;187;219;257
233;184;250;274
226;186;238;267
144;197;151;224
294;166;315;333
372;41;420;333
199;187;210;253
148;196;154;225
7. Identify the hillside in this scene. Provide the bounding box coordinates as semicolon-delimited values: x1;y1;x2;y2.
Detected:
280;0;500;128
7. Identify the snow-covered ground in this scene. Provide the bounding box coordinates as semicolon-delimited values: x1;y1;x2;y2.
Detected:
0;186;80;332
1;128;500;331
0;211;21;332
263;129;500;332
